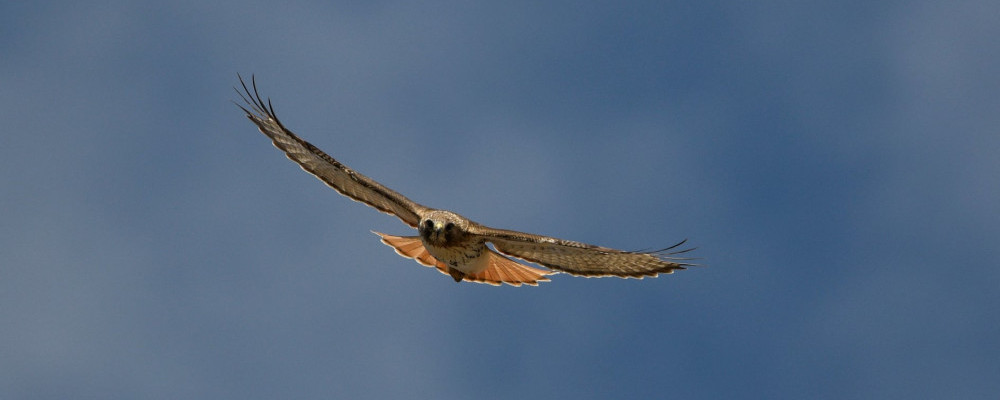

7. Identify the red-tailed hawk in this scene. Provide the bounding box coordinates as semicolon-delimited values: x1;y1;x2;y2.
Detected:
236;75;696;286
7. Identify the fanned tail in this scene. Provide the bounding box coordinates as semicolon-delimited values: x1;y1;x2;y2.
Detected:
465;250;552;286
374;232;443;270
374;232;552;287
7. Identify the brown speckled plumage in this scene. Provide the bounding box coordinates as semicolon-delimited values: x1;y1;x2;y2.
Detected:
236;75;697;286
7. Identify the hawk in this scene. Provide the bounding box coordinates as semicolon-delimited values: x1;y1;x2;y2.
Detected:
236;76;696;286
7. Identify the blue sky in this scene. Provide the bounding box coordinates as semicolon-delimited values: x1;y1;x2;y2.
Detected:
2;1;998;398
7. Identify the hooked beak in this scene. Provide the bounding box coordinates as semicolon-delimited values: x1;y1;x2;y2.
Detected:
430;222;445;240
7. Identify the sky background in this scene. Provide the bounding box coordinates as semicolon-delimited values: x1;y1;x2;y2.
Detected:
2;1;998;399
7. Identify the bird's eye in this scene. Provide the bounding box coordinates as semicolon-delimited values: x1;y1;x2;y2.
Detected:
445;222;454;231
423;220;434;229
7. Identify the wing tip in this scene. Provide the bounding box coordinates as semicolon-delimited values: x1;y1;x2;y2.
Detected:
234;73;283;128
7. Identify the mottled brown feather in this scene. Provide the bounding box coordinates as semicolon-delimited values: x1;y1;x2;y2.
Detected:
236;75;429;228
238;76;698;284
469;224;695;278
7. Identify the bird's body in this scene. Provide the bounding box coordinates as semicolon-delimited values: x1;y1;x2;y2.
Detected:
236;75;696;286
418;210;490;278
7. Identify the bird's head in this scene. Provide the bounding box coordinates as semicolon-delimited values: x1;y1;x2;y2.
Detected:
419;210;468;245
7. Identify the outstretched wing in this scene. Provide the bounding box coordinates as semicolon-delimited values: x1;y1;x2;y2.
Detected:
471;225;696;278
235;75;429;228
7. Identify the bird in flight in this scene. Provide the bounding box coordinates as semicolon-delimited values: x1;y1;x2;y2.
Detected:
236;75;696;286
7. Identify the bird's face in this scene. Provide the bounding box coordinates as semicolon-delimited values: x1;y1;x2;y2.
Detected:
419;211;467;246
